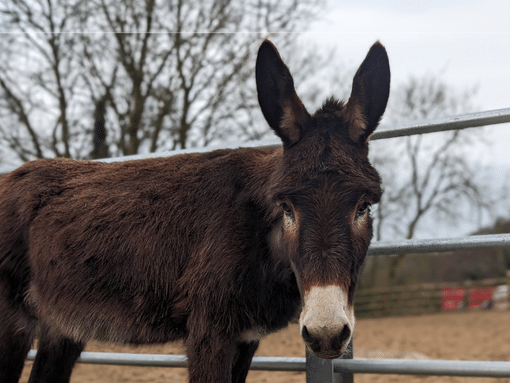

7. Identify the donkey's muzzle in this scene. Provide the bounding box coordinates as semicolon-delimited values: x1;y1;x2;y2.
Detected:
299;284;354;359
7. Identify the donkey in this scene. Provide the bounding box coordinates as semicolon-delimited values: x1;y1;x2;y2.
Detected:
0;39;389;383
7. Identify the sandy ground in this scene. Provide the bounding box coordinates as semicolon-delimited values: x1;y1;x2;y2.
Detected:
20;310;510;383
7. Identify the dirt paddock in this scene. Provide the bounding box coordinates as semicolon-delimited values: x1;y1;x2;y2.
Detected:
20;310;510;383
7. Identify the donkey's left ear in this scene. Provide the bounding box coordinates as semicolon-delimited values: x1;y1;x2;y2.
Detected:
345;42;390;144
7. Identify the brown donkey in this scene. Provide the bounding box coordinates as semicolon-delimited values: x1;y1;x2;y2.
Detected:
0;39;389;383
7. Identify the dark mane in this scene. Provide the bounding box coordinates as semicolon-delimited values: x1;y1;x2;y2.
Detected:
316;97;346;116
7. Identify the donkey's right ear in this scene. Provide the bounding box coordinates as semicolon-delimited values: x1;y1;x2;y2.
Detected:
256;40;310;148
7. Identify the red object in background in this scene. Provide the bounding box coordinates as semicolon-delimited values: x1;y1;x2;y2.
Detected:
469;286;496;309
442;287;465;310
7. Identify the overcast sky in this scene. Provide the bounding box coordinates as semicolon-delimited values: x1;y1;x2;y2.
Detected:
304;0;508;108
300;0;510;167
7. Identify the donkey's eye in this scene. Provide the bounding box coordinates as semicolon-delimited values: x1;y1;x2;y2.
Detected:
281;203;294;217
356;202;371;218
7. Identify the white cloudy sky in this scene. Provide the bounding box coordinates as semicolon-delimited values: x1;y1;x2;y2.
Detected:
300;0;510;166
304;0;508;109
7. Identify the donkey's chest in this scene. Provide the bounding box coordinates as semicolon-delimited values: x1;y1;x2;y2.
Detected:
239;277;301;340
237;297;301;343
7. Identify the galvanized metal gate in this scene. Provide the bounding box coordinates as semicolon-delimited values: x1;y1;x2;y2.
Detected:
14;107;510;381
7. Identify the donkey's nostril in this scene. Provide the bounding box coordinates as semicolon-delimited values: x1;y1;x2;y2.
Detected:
301;325;321;353
301;325;311;342
330;325;351;351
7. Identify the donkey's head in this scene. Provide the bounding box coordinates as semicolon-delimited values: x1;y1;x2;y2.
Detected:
257;40;390;358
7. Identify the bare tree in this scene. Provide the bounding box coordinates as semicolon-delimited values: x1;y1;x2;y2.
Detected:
368;75;489;286
0;0;87;162
0;0;323;163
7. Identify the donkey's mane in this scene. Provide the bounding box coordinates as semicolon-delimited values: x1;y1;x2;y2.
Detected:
316;97;346;115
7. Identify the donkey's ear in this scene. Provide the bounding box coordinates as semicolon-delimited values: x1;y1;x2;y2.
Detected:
256;39;310;147
344;42;390;144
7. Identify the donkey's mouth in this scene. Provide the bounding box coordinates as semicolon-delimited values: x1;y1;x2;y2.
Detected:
310;348;347;360
305;340;350;359
302;322;352;359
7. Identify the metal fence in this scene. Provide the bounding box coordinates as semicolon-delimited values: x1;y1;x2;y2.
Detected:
15;107;510;381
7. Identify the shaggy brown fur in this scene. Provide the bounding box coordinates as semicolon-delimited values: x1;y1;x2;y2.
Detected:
0;39;390;383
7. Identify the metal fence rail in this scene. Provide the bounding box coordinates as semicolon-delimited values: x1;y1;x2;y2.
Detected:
3;107;510;177
15;107;510;381
25;351;307;371
24;350;510;378
334;359;510;378
370;107;510;140
368;233;510;256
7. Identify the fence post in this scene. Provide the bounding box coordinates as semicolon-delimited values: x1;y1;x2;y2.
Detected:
306;348;338;383
306;340;353;383
336;340;354;383
506;270;510;309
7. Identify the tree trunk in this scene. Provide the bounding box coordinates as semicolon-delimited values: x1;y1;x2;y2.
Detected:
91;95;109;159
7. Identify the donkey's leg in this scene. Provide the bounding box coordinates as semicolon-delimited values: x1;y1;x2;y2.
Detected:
232;341;259;383
0;287;35;383
28;328;84;383
186;335;238;383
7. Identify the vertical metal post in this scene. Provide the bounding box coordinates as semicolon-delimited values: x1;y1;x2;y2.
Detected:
336;340;354;383
305;340;354;383
306;348;339;383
